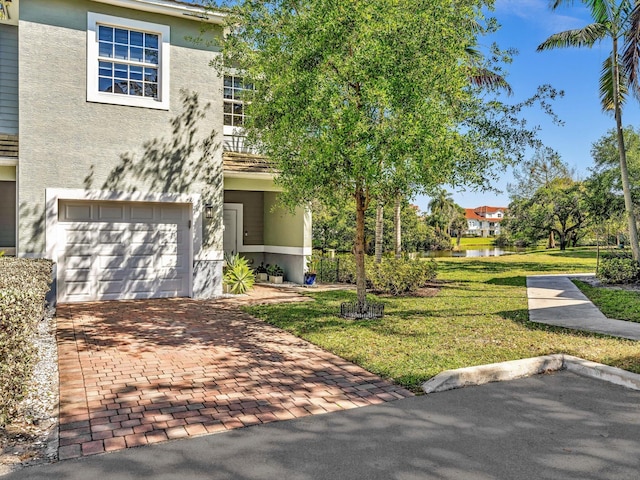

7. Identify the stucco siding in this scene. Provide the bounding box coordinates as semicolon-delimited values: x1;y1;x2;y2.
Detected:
17;0;224;255
0;24;18;135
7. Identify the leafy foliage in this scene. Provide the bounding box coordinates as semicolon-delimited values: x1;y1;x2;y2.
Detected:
215;0;559;309
367;258;438;295
597;251;640;284
0;258;53;426
223;254;255;294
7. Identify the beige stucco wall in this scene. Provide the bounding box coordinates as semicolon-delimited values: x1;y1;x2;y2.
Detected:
18;0;224;255
224;176;282;192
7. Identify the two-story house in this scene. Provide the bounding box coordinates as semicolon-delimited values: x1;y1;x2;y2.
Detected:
465;206;506;237
0;0;311;303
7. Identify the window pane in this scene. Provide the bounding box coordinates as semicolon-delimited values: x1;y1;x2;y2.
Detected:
98;26;113;42
224;114;232;126
233;76;242;88
129;81;143;96
99;42;113;58
223;102;232;114
115;28;129;44
144;68;157;82
224;87;232;99
144;83;158;98
130;31;143;47
145;49;158;65
114;63;128;79
130;65;143;81
130;47;143;63
115;44;128;60
99;61;113;76
234;115;243;127
145;34;158;49
114;79;128;94
98;77;112;92
233;103;244;115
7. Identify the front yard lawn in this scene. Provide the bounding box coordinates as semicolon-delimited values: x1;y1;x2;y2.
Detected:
246;248;640;392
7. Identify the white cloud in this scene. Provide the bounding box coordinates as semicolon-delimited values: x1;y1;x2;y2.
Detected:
494;0;588;33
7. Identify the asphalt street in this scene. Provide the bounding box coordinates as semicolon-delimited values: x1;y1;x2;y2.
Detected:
8;370;640;480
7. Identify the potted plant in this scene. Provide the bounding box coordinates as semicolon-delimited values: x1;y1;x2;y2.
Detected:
267;264;284;284
304;257;319;286
255;262;268;281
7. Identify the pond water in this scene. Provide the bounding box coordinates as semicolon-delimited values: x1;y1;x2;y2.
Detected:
424;247;528;258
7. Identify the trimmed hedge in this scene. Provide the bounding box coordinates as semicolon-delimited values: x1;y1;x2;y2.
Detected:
0;257;53;426
597;251;640;284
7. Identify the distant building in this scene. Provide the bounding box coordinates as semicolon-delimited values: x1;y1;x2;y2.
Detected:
465;206;507;237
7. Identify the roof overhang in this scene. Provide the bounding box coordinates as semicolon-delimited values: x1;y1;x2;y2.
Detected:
90;0;225;24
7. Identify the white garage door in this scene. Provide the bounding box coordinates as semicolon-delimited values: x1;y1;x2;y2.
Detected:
57;200;191;303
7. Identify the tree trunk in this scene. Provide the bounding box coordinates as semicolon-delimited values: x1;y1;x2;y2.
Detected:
375;202;383;264
547;230;556;249
613;37;640;261
355;186;367;310
394;195;402;259
456;230;462;247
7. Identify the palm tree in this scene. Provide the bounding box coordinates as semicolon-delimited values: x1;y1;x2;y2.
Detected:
428;189;456;236
537;0;640;261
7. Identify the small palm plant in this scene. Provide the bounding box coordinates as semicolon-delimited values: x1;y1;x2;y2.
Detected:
223;253;255;294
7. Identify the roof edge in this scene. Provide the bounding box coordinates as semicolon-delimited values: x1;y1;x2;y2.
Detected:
90;0;225;24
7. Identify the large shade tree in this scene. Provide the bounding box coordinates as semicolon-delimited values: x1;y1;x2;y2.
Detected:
217;0;557;311
538;0;640;261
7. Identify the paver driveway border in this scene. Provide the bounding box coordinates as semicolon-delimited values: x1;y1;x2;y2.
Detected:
56;295;413;459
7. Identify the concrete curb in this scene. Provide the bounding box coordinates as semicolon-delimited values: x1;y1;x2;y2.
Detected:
422;354;640;393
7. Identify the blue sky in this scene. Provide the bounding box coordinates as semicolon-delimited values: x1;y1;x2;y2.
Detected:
415;0;640;211
198;0;640;211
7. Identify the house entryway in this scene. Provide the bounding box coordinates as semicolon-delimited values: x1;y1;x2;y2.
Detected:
55;296;413;459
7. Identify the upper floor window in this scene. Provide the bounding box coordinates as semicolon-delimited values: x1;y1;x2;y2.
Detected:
224;75;253;131
87;13;170;110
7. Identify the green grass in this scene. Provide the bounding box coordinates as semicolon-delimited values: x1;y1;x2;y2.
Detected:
453;237;495;247
245;248;640;393
574;280;640;324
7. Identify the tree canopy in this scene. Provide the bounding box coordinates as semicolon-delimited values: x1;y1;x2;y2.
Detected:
215;0;560;308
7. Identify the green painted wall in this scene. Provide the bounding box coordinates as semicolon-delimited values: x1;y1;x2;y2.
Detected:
224;176;282;192
0;165;15;181
263;192;306;247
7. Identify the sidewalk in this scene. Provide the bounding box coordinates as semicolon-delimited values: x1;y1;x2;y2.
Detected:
527;274;640;340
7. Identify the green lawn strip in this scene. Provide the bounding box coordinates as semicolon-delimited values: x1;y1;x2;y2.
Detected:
246;249;640;393
573;280;640;324
453;237;495;248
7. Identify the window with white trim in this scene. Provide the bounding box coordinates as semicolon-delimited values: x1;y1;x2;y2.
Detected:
87;13;170;110
224;75;253;128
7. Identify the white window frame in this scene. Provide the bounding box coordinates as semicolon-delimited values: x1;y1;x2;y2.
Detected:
223;74;252;135
87;12;170;110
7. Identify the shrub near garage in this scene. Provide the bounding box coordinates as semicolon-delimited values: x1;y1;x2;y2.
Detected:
0;257;53;426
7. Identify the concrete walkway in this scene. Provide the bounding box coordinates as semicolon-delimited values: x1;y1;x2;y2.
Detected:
527;274;640;340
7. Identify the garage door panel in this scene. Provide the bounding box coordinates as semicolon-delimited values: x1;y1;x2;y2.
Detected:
98;205;126;221
98;229;127;244
64;280;92;297
130;205;155;221
57;200;191;303
97;254;126;270
63;254;93;270
98;280;126;295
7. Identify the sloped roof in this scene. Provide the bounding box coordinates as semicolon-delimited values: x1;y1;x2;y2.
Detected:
0;134;18;159
223;152;273;174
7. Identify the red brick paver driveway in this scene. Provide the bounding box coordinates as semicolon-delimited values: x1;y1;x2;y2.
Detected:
56;295;413;459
